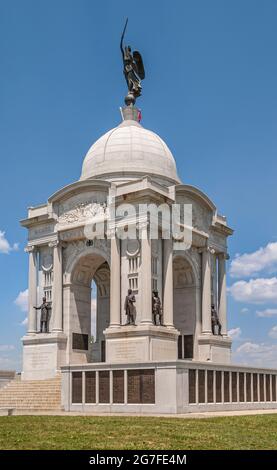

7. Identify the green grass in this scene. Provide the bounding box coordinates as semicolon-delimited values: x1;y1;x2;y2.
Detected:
0;415;277;450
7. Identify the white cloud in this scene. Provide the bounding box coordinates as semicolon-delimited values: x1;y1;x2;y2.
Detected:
0;345;15;352
256;308;277;317
233;341;277;367
0;230;19;254
228;277;277;304
228;327;241;340
241;307;249;314
14;289;28;312
269;326;277;339
21;317;28;326
230;242;277;278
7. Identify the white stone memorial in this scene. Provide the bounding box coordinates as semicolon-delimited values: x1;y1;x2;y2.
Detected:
21;104;232;383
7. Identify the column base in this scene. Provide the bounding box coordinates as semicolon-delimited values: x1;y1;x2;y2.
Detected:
197;334;232;364
22;332;67;380
104;324;180;363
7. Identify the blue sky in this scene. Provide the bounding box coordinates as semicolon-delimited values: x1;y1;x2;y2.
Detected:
1;0;277;370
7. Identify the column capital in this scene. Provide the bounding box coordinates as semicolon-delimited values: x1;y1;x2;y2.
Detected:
24;245;36;253
218;252;229;260
198;246;214;255
48;240;59;248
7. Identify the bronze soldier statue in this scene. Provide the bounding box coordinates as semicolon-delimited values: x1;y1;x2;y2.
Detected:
211;304;222;336
124;289;136;325
34;297;50;333
120;18;145;106
152;290;163;326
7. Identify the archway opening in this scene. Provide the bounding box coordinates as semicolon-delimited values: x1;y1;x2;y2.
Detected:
173;255;196;360
69;252;110;364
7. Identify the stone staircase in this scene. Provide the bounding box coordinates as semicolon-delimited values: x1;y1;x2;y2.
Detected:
0;375;62;411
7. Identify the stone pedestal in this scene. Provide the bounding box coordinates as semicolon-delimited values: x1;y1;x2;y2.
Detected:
22;333;67;380
104;325;180;363
197;334;232;363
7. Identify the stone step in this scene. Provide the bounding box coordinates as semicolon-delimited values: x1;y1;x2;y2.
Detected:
0;375;62;410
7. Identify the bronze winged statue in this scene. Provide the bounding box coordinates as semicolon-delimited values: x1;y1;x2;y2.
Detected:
120;18;145;106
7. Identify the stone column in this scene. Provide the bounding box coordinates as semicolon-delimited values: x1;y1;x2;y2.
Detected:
140;225;153;325
163;238;174;328
218;253;228;336
25;246;37;334
109;234;121;327
50;240;63;332
201;248;212;334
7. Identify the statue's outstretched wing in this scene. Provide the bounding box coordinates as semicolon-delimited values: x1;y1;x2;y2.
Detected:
133;51;145;80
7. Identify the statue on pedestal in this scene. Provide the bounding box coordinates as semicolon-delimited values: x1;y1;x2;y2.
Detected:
120;18;145;106
152;290;163;326
211;304;222;336
124;289;136;325
34;297;50;333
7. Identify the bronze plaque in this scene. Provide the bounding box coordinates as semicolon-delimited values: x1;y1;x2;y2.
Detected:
207;370;214;403
266;374;271;401
72;333;88;351
99;371;110;403
141;370;155;404
127;370;141;404
85;371;96;403
183;335;193;359
178;335;182;359
239;372;245;402
246;373;251;402
113;370;124;403
72;372;82;403
127;369;155;404
198;370;205;403
253;374;258;402
224;371;230;403
259;374;265;401
272;376;276;402
216;371;222;403
232;372;237;402
189;369;196;404
101;341;106;362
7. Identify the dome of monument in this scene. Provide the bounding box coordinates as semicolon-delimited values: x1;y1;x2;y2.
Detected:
80;116;180;185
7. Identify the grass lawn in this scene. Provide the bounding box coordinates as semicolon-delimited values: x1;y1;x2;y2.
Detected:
0;415;277;450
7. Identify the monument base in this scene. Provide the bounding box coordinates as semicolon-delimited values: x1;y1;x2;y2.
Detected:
22;332;67;380
104;324;180;363
197;334;232;363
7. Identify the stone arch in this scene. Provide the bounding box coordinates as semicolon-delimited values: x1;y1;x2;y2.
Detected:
173;253;197;360
64;247;110;365
64;245;110;285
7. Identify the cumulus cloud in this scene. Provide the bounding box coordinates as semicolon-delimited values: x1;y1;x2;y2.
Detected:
0;345;15;352
233;341;277;367
14;289;28;312
228;277;277;304
228;327;241;340
0;231;19;254
230;242;277;278
256;308;277;317
269;326;277;339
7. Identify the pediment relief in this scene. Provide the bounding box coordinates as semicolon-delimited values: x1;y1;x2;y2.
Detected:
57;191;109;226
